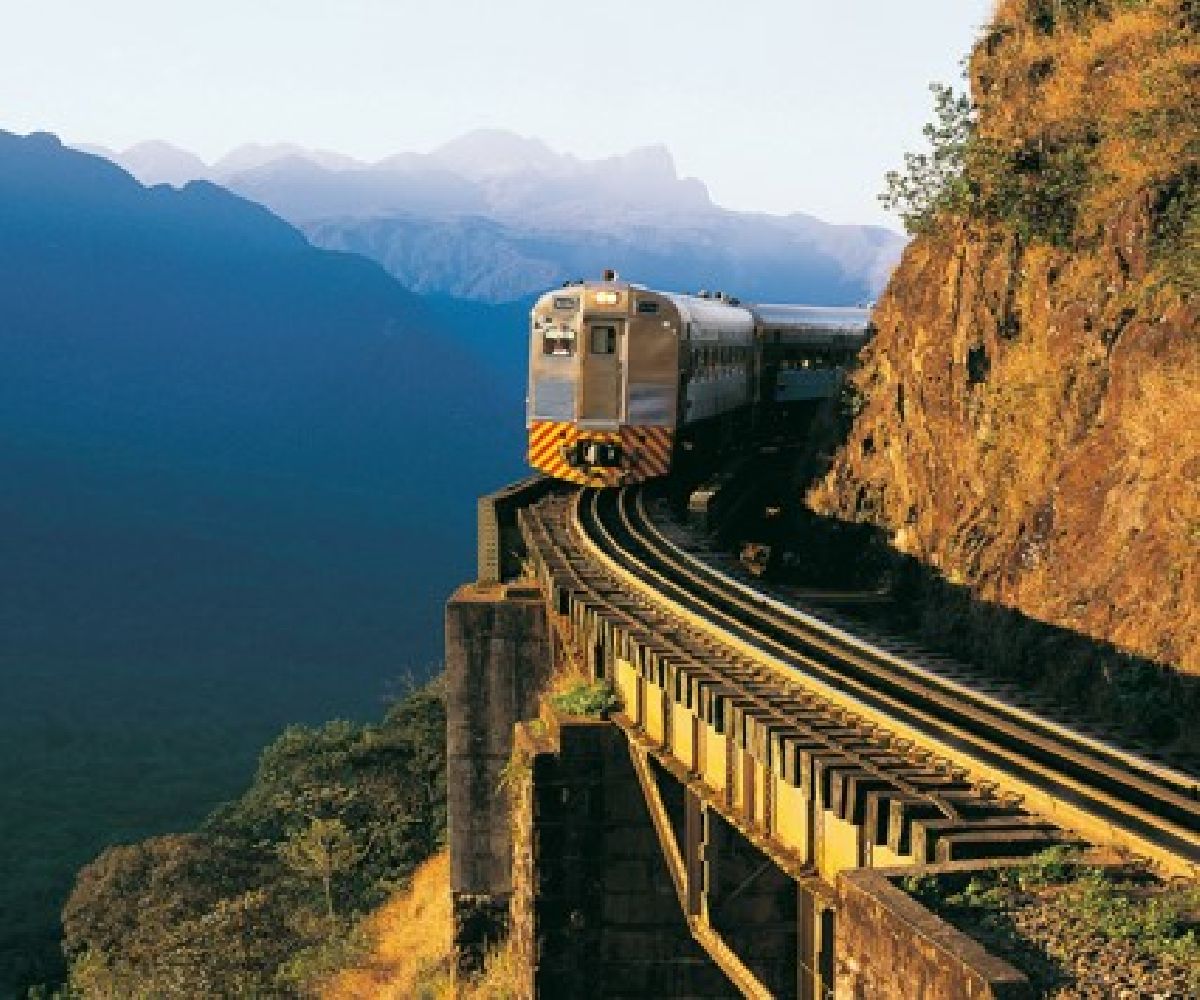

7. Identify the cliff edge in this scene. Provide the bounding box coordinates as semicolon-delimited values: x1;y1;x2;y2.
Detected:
809;0;1198;673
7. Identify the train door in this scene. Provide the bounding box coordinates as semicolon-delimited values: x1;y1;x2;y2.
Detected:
580;321;624;422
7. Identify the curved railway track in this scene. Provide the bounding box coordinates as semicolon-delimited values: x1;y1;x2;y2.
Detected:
554;483;1199;876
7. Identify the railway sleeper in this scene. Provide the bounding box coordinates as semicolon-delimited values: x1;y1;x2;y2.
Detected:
525;497;1105;881
909;816;1062;865
832;771;903;826
888;795;1036;857
930;826;1076;864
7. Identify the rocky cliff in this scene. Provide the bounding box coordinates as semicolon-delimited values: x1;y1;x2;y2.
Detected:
809;0;1198;677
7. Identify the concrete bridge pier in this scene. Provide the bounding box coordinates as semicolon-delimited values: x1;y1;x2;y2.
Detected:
446;581;552;975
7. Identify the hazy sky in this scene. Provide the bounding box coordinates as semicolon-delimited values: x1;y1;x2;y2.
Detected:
2;0;996;228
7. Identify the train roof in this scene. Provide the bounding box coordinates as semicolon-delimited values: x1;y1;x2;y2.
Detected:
749;303;871;332
663;292;755;332
534;280;873;339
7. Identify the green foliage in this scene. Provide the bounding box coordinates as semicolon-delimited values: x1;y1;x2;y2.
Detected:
983;138;1094;245
1028;0;1148;34
278;817;365;929
900;873;938;899
1013;845;1080;887
549;680;619;718
882;81;1096;245
1062;870;1200;979
881;83;977;234
61;680;447;997
906;851;1200;993
1151;163;1200;294
273;925;370;995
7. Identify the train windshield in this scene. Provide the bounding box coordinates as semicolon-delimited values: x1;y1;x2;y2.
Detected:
543;327;576;356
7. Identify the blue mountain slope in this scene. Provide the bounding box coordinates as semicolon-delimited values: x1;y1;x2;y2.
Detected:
0;130;527;992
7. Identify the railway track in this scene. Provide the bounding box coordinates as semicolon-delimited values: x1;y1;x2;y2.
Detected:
521;483;1200;877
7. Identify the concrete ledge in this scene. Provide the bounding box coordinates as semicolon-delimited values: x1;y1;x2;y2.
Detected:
477;475;561;584
836;863;1033;999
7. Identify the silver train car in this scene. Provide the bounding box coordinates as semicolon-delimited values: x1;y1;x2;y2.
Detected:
527;272;870;486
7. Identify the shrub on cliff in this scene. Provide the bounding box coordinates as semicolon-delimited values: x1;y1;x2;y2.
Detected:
61;680;447;996
884;0;1198;280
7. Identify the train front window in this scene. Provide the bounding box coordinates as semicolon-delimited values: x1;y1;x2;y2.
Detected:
590;325;616;355
543;328;576;356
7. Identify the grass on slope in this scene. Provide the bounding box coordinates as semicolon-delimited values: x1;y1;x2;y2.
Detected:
320;849;523;1000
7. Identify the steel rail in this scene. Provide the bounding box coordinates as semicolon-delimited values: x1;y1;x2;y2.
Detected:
570;484;1199;876
628;489;1200;824
635;488;1200;802
574;489;967;824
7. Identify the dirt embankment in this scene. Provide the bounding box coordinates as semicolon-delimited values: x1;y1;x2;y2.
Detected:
809;0;1199;684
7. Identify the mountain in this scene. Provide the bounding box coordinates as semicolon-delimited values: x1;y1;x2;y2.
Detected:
211;141;364;177
71;140;365;187
79;130;905;304
0;129;526;992
304;209;896;304
76;139;214;186
425;128;567;179
217;130;718;223
226;155;487;220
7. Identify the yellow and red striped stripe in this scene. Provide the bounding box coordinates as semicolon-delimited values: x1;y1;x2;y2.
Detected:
528;421;674;486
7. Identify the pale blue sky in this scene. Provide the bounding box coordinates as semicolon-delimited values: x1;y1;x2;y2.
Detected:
1;0;996;227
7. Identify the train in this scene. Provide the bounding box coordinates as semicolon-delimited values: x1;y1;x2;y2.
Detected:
526;271;871;487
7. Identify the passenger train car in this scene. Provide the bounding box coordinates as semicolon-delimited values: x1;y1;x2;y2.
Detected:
526;272;870;486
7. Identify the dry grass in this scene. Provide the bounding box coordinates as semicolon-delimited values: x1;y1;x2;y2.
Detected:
319;850;525;999
320;851;452;1000
983;0;1199;230
461;941;526;1000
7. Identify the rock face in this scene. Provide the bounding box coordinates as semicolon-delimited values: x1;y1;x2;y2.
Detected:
809;0;1199;674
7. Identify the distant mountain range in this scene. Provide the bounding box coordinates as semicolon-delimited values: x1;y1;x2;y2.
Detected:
79;130;905;304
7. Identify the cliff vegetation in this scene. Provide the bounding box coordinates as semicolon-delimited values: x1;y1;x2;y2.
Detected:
55;682;446;997
810;1;1199;727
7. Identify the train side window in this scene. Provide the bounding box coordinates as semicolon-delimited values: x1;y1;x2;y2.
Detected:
590;325;617;355
543;328;576;356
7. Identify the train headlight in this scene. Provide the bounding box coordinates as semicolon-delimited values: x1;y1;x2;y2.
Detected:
594;290;620;306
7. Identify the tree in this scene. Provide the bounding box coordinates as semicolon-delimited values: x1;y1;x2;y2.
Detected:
881;83;977;234
278;817;364;933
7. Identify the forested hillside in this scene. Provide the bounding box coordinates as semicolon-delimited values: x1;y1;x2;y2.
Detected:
60;683;446;995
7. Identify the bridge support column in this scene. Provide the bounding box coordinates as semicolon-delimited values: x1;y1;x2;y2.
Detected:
512;707;737;997
446;582;552;975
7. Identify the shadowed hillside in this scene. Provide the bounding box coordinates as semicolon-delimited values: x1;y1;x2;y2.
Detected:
0;130;525;992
